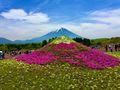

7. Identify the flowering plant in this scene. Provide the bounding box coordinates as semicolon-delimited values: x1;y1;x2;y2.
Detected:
16;42;120;69
16;51;58;64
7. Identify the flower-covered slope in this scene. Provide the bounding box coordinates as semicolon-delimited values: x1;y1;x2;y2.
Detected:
16;36;120;69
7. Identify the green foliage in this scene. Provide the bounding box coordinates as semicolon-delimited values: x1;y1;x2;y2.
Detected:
0;43;42;51
0;58;120;90
1;36;119;51
73;38;83;43
50;36;76;44
73;37;91;46
42;40;47;47
48;37;57;43
91;37;120;46
107;51;120;59
0;37;57;51
83;38;91;46
0;45;8;51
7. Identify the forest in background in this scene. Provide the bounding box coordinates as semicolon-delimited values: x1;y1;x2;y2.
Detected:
0;37;120;51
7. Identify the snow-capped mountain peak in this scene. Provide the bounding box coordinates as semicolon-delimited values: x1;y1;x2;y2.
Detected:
0;27;83;44
52;27;65;32
28;27;82;43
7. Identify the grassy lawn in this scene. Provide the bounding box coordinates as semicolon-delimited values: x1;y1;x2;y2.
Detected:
107;51;120;59
0;52;120;90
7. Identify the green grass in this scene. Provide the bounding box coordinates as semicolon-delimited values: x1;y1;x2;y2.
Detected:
0;56;120;90
50;36;75;44
91;37;120;45
107;51;120;59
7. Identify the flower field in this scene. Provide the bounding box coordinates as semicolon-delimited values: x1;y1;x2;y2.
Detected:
16;41;120;69
1;36;120;89
0;58;120;90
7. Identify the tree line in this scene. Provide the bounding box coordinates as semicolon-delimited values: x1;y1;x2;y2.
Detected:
0;37;91;51
91;37;120;46
0;37;56;51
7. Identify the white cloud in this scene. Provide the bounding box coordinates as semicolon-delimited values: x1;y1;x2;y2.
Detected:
0;9;50;23
90;9;120;25
0;8;120;40
91;9;120;17
58;9;120;39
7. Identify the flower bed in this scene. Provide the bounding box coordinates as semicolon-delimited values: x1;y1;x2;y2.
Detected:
75;49;120;69
16;51;58;64
16;43;120;69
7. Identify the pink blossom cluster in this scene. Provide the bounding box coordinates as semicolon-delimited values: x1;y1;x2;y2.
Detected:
16;51;58;64
15;43;120;69
75;49;120;69
54;43;76;49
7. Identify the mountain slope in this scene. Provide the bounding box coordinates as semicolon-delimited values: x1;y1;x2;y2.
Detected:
27;27;82;43
0;28;82;44
0;37;13;44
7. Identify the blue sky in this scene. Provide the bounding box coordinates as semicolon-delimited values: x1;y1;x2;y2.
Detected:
0;0;120;40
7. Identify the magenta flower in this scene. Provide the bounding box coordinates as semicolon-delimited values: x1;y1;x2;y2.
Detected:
15;42;120;69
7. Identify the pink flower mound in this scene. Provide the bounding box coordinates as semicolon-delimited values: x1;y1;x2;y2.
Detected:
16;51;58;64
54;43;76;49
15;42;120;69
75;49;120;69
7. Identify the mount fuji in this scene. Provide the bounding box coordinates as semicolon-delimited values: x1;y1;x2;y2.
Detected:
0;28;83;44
19;28;82;44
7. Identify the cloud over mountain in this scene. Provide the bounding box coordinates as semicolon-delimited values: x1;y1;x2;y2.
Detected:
0;9;50;23
90;9;120;25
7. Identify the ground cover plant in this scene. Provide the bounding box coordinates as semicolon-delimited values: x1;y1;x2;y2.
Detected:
0;59;120;90
16;36;120;69
108;51;120;59
1;36;120;89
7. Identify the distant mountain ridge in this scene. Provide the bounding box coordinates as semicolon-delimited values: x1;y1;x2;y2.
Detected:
0;28;82;44
0;37;13;44
27;28;82;43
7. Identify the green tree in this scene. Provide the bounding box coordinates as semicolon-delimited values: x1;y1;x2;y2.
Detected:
42;40;47;47
83;38;91;46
